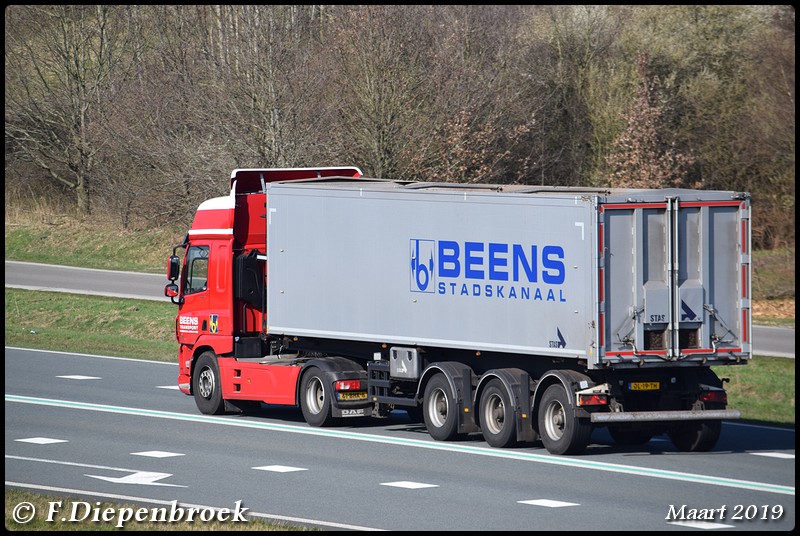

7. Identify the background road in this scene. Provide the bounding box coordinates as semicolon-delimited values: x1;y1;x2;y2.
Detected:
6;260;795;358
5;348;795;531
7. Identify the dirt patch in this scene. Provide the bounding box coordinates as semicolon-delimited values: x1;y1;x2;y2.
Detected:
752;299;795;320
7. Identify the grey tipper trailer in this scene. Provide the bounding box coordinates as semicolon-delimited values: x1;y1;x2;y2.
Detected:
264;177;751;454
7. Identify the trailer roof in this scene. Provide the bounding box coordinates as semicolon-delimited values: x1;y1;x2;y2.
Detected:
266;176;748;203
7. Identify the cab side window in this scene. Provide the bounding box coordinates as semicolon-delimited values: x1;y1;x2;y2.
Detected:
184;246;209;295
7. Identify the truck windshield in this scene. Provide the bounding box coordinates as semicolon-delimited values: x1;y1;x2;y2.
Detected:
184;246;209;295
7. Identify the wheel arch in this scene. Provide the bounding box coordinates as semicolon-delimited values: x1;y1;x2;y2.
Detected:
474;368;535;444
417;362;479;434
187;345;219;396
531;369;593;434
294;356;366;407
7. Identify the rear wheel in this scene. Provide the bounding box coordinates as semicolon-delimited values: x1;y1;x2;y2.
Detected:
479;379;517;448
423;374;464;441
668;421;721;452
300;368;337;427
538;384;592;455
193;351;225;415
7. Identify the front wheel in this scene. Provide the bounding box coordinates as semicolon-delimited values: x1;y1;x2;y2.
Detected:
479;379;518;448
193;351;225;415
668;421;721;452
300;368;337;427
537;384;592;455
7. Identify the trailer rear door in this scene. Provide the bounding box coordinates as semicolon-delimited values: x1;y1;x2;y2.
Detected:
598;195;750;366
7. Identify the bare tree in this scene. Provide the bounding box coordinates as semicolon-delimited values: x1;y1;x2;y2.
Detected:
604;53;694;189
5;6;137;215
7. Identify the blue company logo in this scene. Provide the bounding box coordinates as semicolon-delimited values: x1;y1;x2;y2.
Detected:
410;239;436;293
409;238;567;302
209;314;219;333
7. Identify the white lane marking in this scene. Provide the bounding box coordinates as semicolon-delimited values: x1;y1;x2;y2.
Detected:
518;499;579;508
380;481;438;489
6;454;185;487
6;394;795;497
253;465;308;473
750;452;795;459
86;470;186;487
6;346;177;366
4;260;165;277
668;521;735;530
5;481;386;531
5;285;167;302
131;451;185;458
156;385;181;390
56;375;101;380
15;437;68;445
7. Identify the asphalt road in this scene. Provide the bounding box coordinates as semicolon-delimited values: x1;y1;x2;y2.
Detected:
5;348;795;531
5;260;795;358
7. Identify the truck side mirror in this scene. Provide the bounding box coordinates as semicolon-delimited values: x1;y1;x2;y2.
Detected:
164;282;183;304
164;283;179;297
167;255;181;281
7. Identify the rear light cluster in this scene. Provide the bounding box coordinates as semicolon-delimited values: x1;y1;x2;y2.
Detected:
335;379;363;391
578;394;608;406
699;389;727;404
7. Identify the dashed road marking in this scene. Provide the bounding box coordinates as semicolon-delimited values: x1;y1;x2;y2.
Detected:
668;521;735;530
131;451;185;458
750;452;794;459
380;481;438;489
15;437;68;445
518;499;579;508
253;465;308;473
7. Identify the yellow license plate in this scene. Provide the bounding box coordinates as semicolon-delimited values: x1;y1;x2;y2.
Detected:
338;392;368;401
629;382;660;391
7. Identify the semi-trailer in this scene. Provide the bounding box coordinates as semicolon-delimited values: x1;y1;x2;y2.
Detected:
166;167;749;454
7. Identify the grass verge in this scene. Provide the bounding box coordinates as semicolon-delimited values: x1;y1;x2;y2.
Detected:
5;288;176;362
712;357;796;426
5;219;184;274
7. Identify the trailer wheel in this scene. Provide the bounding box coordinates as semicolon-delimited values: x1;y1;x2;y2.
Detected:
479;379;517;448
300;368;337;427
193;352;225;415
668;420;721;452
423;374;463;441
608;426;654;446
538;384;592;455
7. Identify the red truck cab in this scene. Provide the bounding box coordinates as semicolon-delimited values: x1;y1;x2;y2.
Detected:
165;167;363;412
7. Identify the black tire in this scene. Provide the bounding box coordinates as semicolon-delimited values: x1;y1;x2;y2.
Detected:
668;420;721;452
193;351;226;415
608;426;654;446
423;374;464;441
479;379;518;448
537;384;592;455
299;367;337;427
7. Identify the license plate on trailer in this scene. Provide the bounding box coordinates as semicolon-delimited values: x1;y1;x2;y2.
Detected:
338;392;368;401
629;382;660;391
